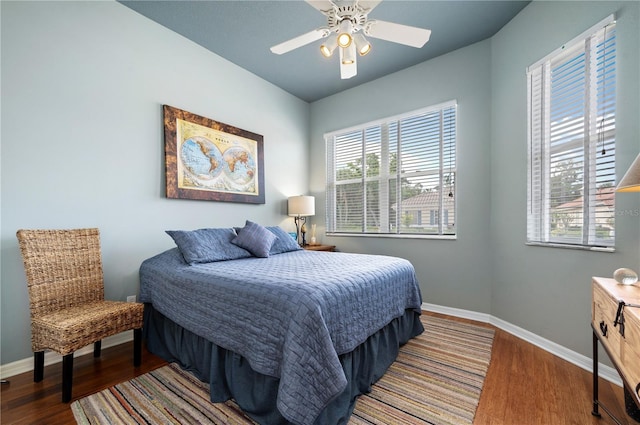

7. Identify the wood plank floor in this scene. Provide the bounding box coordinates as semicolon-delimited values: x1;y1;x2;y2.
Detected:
1;313;633;425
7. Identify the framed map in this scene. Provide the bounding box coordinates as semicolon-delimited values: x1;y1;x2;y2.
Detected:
163;105;265;204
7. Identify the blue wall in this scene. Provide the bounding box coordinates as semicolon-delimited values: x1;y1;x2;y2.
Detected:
1;0;639;368
1;1;310;364
490;1;639;358
311;1;640;360
311;39;494;316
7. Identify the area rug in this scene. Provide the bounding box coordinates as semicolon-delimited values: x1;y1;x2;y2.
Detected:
71;315;494;425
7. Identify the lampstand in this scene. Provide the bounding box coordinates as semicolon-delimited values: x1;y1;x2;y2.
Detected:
298;217;308;246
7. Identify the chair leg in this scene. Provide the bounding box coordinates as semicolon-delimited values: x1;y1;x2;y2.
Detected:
93;340;102;358
34;351;44;382
133;328;142;367
61;353;73;403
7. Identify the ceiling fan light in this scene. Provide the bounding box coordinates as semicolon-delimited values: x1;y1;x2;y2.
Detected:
320;35;338;58
337;32;352;48
337;19;353;48
358;43;371;56
339;44;357;79
341;44;356;65
354;33;371;56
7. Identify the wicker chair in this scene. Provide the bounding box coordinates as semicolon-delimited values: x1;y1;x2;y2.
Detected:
16;228;144;402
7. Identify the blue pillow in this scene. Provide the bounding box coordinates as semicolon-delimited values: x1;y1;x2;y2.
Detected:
166;228;252;264
232;220;277;258
267;226;302;255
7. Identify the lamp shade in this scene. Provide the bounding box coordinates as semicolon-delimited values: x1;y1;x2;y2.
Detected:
616;153;640;192
288;196;315;216
337;20;353;48
354;33;371;56
320;35;338;58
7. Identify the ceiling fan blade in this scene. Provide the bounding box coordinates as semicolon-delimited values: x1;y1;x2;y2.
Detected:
270;28;329;55
305;0;335;13
365;20;431;48
357;0;382;13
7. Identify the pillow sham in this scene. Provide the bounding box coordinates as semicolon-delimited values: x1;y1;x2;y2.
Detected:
166;228;252;265
266;226;302;254
232;220;277;258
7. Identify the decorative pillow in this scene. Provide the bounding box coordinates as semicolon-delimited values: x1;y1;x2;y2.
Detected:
166;228;252;265
232;220;277;258
267;226;302;255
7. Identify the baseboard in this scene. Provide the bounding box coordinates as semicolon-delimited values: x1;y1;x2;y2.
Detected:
422;302;623;387
422;302;492;324
1;305;623;387
0;333;132;379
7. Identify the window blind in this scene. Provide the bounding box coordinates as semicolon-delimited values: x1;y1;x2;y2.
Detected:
326;101;457;237
527;16;616;249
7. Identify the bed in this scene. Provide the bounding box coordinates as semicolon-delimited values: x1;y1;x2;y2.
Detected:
139;223;423;425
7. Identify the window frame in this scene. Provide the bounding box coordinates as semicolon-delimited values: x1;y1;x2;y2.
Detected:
526;15;616;251
325;101;457;240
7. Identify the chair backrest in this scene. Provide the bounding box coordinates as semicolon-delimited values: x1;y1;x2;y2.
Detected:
16;228;105;318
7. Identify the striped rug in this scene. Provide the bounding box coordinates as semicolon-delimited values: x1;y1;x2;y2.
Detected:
72;315;494;425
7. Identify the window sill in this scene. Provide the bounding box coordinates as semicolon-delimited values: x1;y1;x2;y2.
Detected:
525;242;615;253
326;232;456;241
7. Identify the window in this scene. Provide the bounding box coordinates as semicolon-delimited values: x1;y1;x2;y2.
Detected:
527;16;616;249
326;101;456;238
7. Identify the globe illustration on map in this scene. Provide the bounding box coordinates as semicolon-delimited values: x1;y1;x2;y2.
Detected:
222;146;256;188
180;136;224;181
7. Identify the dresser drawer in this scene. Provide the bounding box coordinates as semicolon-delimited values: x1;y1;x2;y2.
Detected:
621;308;640;395
623;348;640;400
592;281;622;359
592;277;640;405
623;306;640;360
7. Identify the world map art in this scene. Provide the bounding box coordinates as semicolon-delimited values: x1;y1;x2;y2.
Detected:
163;105;265;204
177;120;257;195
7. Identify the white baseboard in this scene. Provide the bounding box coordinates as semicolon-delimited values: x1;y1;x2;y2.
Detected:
1;305;623;388
422;302;622;387
0;333;132;380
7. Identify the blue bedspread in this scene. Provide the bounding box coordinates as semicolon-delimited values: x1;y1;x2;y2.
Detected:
139;248;422;425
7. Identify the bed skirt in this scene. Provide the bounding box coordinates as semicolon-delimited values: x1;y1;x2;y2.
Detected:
143;304;424;425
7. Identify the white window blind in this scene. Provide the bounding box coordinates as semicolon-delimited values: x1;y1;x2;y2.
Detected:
527;16;616;249
326;101;456;237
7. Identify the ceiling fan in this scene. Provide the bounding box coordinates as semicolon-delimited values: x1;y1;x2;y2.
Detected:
270;0;432;79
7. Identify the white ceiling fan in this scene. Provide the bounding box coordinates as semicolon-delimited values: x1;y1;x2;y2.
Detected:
270;0;431;80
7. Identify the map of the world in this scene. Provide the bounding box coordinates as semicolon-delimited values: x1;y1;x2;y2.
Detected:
176;120;258;195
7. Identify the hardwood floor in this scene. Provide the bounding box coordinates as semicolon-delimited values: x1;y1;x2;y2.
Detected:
464;316;631;425
1;314;633;425
1;343;167;425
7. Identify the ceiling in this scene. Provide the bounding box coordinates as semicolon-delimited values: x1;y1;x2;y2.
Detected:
119;0;530;103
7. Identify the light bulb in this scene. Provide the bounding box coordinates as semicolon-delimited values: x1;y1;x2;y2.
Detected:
354;33;371;56
341;45;355;65
337;32;352;48
337;19;353;48
320;35;337;58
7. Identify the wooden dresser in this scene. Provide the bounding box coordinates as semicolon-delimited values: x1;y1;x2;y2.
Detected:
591;276;640;422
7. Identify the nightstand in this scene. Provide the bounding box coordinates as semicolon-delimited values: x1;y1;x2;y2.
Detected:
303;244;336;252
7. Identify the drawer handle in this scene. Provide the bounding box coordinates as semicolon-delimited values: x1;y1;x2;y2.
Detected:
614;301;625;337
599;321;608;337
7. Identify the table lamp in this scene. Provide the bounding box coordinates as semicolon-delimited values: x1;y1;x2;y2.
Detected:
288;195;315;246
614;152;640;284
616;153;640;193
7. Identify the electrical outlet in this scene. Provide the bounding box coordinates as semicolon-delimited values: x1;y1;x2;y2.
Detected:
126;295;136;303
